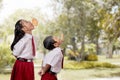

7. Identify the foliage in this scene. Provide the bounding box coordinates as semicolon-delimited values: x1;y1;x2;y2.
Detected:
0;43;15;72
84;43;96;53
85;53;98;61
97;0;120;58
1;0;120;63
66;43;96;61
55;0;120;58
66;49;79;60
52;0;104;60
0;0;2;12
64;61;119;69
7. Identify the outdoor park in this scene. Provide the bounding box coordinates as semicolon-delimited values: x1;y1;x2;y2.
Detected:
0;0;120;80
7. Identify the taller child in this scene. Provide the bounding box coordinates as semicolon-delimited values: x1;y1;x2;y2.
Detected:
10;19;36;80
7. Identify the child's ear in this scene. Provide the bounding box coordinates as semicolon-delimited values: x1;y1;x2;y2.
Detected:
22;27;26;32
22;27;25;31
53;43;57;47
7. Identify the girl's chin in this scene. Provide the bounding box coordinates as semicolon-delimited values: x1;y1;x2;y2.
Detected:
31;27;35;30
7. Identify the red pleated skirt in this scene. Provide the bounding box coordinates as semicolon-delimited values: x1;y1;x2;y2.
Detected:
41;72;57;80
10;60;34;80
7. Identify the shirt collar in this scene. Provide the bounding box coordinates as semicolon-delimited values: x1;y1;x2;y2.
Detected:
25;33;32;39
53;47;61;51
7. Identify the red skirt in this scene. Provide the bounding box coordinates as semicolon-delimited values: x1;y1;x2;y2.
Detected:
10;60;34;80
41;72;57;80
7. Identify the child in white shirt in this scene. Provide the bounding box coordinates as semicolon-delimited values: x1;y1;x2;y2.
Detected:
10;19;36;80
39;36;64;80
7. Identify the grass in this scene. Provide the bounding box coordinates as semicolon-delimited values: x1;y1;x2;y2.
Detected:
0;55;120;80
58;68;120;80
1;67;120;80
1;68;120;80
98;54;120;63
64;61;119;69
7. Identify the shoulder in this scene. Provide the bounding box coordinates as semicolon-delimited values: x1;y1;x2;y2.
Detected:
45;47;62;56
53;47;62;53
15;34;32;46
20;33;32;42
50;47;62;56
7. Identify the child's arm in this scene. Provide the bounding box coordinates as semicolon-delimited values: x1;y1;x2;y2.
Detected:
60;33;64;44
38;64;51;76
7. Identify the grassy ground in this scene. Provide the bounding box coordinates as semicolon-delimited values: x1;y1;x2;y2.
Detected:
98;54;120;63
58;68;120;80
0;55;120;80
1;67;120;80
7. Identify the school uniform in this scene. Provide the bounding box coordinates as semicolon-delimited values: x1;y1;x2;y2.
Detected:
10;33;36;80
41;47;63;80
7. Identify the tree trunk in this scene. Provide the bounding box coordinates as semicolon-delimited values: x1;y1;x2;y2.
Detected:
106;41;114;58
96;37;100;55
80;35;85;61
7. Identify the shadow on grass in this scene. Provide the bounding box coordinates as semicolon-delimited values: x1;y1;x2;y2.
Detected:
92;68;120;78
110;72;120;76
93;73;120;78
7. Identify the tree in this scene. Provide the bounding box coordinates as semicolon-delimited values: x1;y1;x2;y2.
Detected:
53;0;99;61
49;0;120;59
99;0;120;58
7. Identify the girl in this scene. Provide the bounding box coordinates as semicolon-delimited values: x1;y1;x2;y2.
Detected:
10;19;36;80
39;35;64;80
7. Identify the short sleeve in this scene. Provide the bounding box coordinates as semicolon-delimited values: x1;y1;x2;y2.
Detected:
13;39;27;56
46;51;62;67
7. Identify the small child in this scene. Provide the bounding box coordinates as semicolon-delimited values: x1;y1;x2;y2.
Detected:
39;35;64;80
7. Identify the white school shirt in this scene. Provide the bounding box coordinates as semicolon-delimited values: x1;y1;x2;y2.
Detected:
13;33;36;59
42;47;63;73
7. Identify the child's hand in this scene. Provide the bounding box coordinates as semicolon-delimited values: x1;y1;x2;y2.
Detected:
38;69;45;76
59;33;64;44
60;33;64;41
38;71;41;76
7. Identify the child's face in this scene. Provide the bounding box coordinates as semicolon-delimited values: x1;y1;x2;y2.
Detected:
53;36;61;47
21;20;34;32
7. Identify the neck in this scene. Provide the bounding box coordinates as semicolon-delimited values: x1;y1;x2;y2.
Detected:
26;31;32;34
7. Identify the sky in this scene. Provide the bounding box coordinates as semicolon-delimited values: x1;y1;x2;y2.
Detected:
0;0;54;23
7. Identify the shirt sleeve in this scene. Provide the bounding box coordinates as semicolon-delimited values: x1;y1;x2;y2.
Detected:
46;51;62;67
12;38;27;57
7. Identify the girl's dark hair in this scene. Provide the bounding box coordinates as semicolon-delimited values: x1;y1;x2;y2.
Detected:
11;20;25;51
43;36;56;50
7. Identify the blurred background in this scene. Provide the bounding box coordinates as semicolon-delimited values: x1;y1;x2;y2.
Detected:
1;0;120;80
